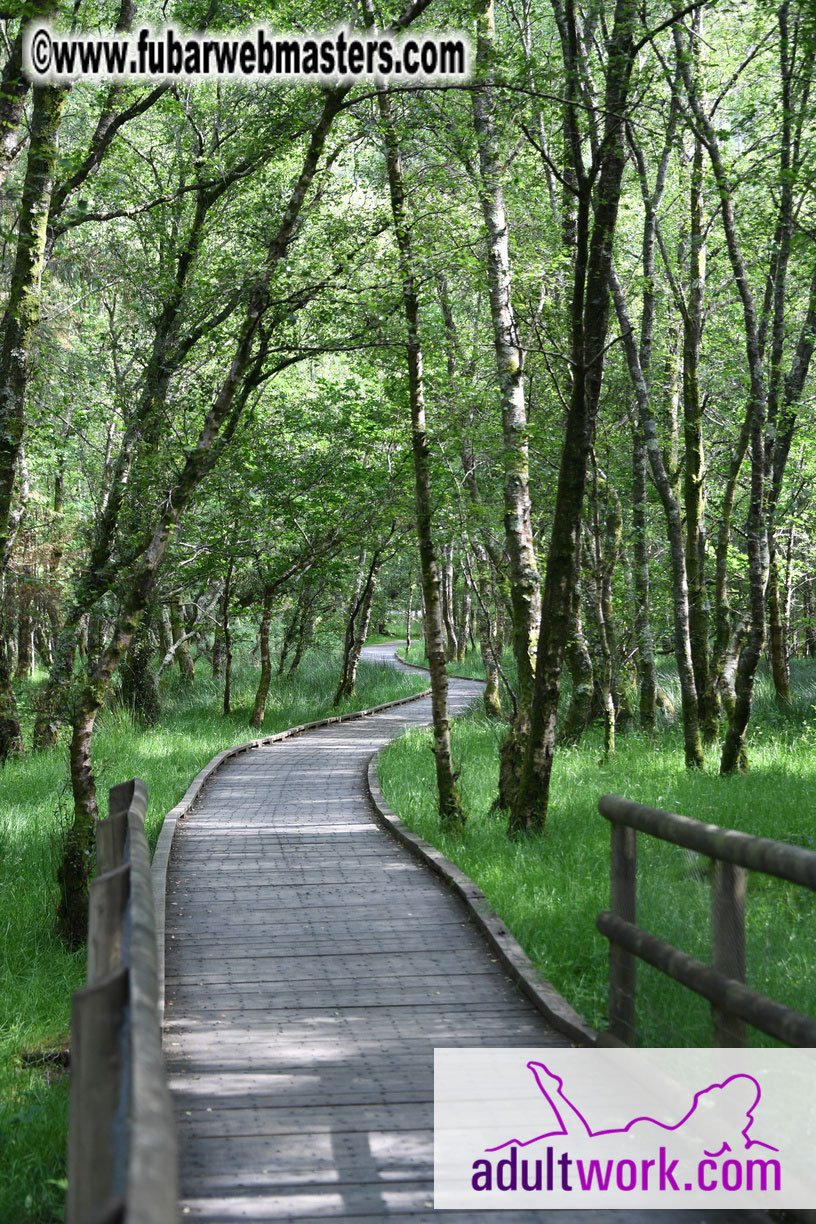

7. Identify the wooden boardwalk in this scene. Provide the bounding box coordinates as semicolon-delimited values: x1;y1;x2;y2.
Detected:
163;646;766;1224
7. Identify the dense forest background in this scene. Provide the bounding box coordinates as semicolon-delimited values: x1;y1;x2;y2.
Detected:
3;0;816;1214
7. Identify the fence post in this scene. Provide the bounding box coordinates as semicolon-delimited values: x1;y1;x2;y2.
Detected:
608;822;637;1043
87;865;130;986
66;969;129;1224
711;859;747;1046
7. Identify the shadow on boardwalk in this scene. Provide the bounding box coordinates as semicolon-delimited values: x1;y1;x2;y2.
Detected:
163;645;768;1223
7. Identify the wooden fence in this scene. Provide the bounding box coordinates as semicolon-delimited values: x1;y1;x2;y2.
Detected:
67;779;177;1224
596;793;816;1048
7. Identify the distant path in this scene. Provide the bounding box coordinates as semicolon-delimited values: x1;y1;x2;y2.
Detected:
163;644;766;1224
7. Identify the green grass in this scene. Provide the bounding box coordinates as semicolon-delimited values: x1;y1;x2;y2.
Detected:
0;647;427;1224
378;657;816;1049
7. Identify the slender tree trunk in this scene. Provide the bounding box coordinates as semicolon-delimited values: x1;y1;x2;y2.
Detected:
767;549;791;704
612;272;704;768
405;574;413;655
157;604;172;659
374;83;463;832
335;549;383;705
455;578;470;664
287;601;314;679
277;604;297;676
14;568;33;679
475;562;502;719
249;587;275;727
0;29;30;189
472;0;540;807
335;554;367;698
631;424;657;730
222;558;234;717
512;0;639;833
674;33;769;774
441;544;458;662
34;619;52;670
169;598;195;682
683;134;713;739
0;622;22;757
0;84;67;758
211;617;224;678
557;572;594;745
586;488;616;760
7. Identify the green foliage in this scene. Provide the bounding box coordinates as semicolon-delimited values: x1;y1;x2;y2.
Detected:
379;659;816;1048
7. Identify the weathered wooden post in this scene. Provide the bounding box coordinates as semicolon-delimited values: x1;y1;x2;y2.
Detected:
711;859;747;1046
608;821;637;1043
67;778;177;1224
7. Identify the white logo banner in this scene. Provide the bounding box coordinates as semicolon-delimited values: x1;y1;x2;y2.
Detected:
434;1048;816;1209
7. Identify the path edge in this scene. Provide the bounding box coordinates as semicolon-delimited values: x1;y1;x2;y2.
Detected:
366;747;598;1048
150;685;429;1022
395;647;486;685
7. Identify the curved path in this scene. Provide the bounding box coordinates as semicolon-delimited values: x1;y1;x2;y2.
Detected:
163;645;765;1224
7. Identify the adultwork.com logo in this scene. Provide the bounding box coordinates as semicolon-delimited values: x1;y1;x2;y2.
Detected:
434;1048;816;1209
474;1061;779;1195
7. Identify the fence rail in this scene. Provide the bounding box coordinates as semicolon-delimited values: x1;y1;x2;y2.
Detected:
596;793;816;1048
67;779;177;1224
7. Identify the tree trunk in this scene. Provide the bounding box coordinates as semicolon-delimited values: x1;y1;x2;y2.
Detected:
767;549;791;704
286;600;314;679
34;620;52;670
612;271;704;769
211;617;224;678
0;84;67;758
471;0;540;807
373;80;463;833
455;577;470;664
557;575;594;745
277;604;297;676
683;133;713;739
405;575;413;655
169;597;195;682
442;544;458;662
475;565;502;719
586;492;616;761
512;0;639;833
249;587;275;727
14;569;33;679
0;624;23;758
222;557;234;716
631;423;657;730
335;551;382;704
674;32;769;775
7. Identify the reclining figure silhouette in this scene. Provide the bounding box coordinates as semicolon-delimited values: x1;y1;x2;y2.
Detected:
487;1060;778;1158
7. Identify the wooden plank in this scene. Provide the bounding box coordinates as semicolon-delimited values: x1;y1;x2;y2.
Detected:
164;656;580;1222
599;791;816;889
86;865;129;985
598;909;816;1046
66;968;128;1224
